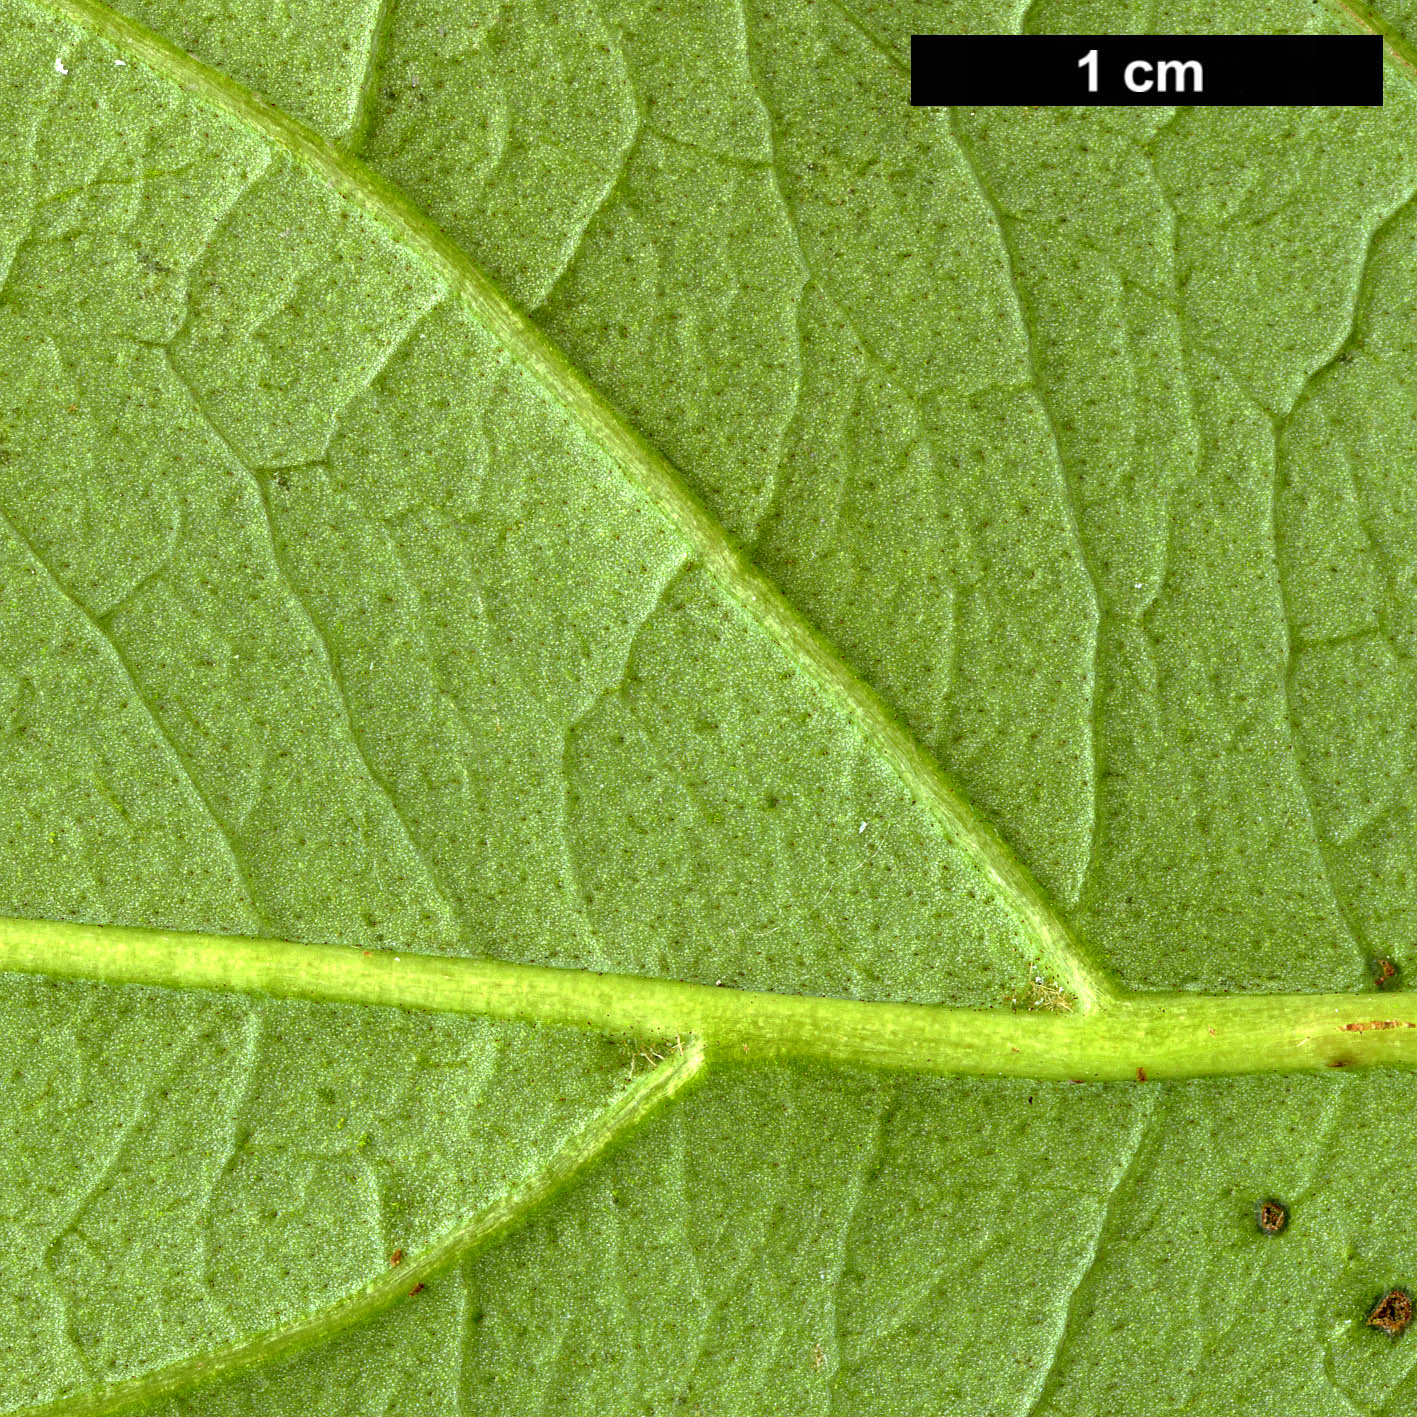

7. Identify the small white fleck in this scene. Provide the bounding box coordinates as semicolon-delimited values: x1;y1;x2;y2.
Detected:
54;57;68;75
858;821;867;833
114;59;127;67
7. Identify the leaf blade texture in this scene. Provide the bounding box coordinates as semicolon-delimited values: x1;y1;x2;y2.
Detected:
3;0;1417;1413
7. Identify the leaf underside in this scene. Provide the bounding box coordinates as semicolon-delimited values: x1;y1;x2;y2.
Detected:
4;0;1417;1413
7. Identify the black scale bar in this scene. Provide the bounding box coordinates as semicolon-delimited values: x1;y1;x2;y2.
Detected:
910;35;1383;106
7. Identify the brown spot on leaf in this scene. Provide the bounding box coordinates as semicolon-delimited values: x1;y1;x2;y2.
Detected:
390;1249;403;1267
409;1283;424;1296
1374;957;1400;990
1136;1066;1147;1082
1368;1290;1413;1338
1341;1020;1413;1032
1257;1200;1287;1234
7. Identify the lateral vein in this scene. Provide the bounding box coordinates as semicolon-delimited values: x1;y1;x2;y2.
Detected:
1320;0;1417;80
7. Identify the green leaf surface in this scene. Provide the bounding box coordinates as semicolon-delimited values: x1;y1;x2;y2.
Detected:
3;0;1417;1411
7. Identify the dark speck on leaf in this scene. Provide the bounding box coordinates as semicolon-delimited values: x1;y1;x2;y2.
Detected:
1368;1289;1413;1337
1374;957;1401;990
1256;1199;1287;1234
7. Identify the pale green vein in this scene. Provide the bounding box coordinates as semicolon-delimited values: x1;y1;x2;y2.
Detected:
0;502;269;931
8;1026;705;1417
1321;0;1417;80
28;0;1116;1012
344;0;395;149
1020;1092;1156;1417
4;916;1417;1081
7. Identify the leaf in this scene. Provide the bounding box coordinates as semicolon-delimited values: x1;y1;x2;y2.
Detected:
2;0;1417;1412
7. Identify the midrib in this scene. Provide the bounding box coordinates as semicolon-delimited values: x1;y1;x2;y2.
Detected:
3;915;1416;1081
30;0;1114;1012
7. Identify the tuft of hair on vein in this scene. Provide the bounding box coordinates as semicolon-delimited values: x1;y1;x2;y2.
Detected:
621;1032;688;1081
1004;959;1077;1014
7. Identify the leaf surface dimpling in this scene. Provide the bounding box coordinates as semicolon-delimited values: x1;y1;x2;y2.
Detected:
5;0;1417;1413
